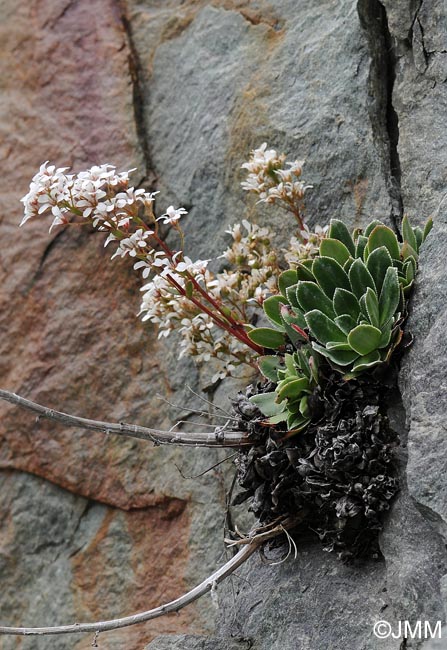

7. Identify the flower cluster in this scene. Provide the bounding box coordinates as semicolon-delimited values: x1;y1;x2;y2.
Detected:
241;143;312;229
20;146;323;381
20;162;156;233
20;163;267;380
284;223;328;266
136;219;284;379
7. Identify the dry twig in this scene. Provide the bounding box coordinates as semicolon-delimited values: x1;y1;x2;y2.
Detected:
0;389;250;448
0;521;293;637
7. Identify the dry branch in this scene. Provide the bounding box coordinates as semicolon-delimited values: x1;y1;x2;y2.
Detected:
0;520;296;637
0;389;250;448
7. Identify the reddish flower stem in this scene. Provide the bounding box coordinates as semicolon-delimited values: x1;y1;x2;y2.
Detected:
165;274;263;355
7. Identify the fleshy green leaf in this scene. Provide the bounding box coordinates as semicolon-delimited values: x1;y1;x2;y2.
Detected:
364;220;385;237
284;353;296;375
312;256;351;298
343;257;354;273
286;399;302;414
335;314;358;335
366;246;393;294
328;219;355;255
378;327;392;349
295;350;312;380
286;284;301;311
401;241;418;261
296;281;336;319
368;225;400;261
305;310;347;345
277;377;310;401
402;215;418;252
403;259;415;285
333;288;361;320
249;392;286;417
378;266;400;327
280;307;308;344
347;324;382;355
319;238;351;266
312;342;359;366
267;412;289;424
299;396;310;418
248;327;286;349
286;414;309;433
359;294;369;321
351;350;382;372
278;270;298;297
258;355;282;382
296;261;315;282
364;286;379;327
355;235;368;260
423;217;433;242
348;258;377;299
263;295;287;328
413;227;423;250
326;340;355;351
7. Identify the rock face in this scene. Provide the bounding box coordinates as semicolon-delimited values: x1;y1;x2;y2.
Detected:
0;1;446;649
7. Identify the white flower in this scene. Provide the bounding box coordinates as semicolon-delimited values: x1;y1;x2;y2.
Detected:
110;228;153;259
174;256;209;274
157;205;188;225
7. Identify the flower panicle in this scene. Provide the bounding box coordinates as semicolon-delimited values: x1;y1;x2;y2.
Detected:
241;143;312;230
20;148;325;380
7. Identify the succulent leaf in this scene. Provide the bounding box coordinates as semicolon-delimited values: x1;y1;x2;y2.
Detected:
249;392;286;417
258;355;283;382
277;377;310;401
278;269;298;297
319;238;351;265
333;288;361;320
347;324;382;356
280;307;308;344
312;342;359;366
267;411;289;425
368;225;400;261
296;281;336;319
263;295;287;328
343;257;355;273
366;246;393;294
296;260;315;281
364;219;385;237
305;309;347;344
351;350;382;372
248;327;286;349
400;241;418;262
403;259;415;285
402;215;418;252
378;327;392;349
355;235;368;260
328;219;356;255
312;256;351;298
334;314;358;335
423;217;433;242
326;341;355;351
348;258;377;299
284;353;296;375
364;286;380;327
286;284;301;311
378;266;400;327
299;395;310;418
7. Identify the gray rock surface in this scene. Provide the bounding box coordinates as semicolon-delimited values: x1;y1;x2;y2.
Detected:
145;636;251;650
1;0;447;649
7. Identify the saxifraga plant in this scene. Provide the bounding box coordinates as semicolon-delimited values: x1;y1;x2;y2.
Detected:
247;216;432;433
0;146;432;641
